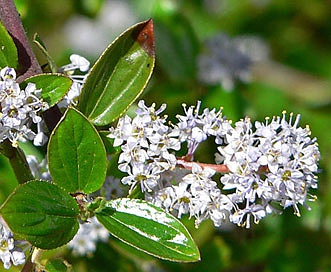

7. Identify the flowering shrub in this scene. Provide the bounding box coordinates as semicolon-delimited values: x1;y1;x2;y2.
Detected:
0;1;322;271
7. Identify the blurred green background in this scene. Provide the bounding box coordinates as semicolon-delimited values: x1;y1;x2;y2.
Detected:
1;0;331;271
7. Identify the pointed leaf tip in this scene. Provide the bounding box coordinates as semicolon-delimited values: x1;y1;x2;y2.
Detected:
78;19;155;126
134;19;155;57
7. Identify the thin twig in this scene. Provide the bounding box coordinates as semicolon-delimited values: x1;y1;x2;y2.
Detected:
177;158;230;173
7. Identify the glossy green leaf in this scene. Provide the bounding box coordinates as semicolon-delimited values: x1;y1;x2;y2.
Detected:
96;198;200;262
78;19;155;126
24;74;72;107
48;107;107;193
0;180;79;249
0;20;18;69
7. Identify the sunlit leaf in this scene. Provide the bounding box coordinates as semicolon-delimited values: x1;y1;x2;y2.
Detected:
96;198;200;262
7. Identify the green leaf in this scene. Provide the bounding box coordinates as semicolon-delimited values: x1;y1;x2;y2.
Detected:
24;74;72;108
48;107;107;193
96;198;200;262
33;33;58;73
78;19;155;126
0;180;79;249
0;20;18;69
45;259;70;272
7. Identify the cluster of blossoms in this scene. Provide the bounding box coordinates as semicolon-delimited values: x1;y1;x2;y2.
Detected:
0;218;26;269
198;33;269;91
0;54;96;262
0;67;49;147
108;101;320;228
108;100;181;192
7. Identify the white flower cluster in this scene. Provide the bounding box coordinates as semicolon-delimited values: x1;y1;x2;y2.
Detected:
108;100;181;192
0;219;26;269
218;113;320;227
109;101;320;228
0;67;49;147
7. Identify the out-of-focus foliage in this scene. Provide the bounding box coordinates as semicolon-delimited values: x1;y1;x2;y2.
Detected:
1;0;330;271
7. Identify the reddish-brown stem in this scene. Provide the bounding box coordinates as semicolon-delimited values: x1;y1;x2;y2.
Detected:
176;158;230;173
0;0;62;131
0;0;42;82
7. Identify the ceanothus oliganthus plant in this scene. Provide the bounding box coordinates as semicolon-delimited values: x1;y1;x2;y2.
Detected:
0;1;320;271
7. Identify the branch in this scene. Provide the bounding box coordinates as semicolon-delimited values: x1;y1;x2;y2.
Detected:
0;0;42;82
176;158;230;173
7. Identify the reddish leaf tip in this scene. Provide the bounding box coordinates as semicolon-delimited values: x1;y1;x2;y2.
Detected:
136;19;155;57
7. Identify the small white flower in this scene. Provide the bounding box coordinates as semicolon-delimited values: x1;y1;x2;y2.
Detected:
69;54;90;72
121;162;160;192
57;54;90;108
60;54;90;73
0;67;16;80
